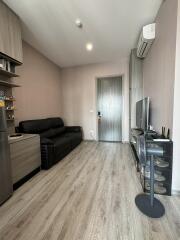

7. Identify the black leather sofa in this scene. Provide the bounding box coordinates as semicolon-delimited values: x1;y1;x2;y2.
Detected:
17;118;83;169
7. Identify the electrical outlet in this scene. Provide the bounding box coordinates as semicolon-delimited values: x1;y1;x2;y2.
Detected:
90;130;94;139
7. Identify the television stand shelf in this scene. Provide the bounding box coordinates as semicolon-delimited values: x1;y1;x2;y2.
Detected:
130;130;173;196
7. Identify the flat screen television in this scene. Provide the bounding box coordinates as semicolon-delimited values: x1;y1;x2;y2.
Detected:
136;97;150;131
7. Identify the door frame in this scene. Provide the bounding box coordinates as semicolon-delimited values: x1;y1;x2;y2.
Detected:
95;74;125;142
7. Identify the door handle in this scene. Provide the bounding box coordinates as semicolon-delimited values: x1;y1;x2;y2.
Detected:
98;111;102;120
98;111;102;117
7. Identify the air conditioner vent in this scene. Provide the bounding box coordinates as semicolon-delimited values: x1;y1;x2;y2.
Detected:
137;23;156;59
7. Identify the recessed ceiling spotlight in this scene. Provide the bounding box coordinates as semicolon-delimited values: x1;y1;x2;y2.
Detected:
86;43;93;51
75;19;83;29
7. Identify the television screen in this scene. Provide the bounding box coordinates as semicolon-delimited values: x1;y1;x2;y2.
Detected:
136;97;150;131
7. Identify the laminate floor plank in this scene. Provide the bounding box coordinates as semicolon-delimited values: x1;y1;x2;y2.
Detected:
0;142;179;240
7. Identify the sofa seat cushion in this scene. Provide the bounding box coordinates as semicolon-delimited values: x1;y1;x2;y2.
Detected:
63;132;82;148
51;135;70;147
40;127;66;139
63;132;82;140
40;137;54;145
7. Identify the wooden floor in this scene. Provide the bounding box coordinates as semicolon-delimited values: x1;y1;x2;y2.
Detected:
0;142;180;240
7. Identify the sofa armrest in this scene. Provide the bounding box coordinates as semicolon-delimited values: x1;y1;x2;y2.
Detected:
40;142;55;170
66;126;82;133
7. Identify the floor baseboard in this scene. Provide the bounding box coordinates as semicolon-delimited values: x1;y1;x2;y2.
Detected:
172;190;180;196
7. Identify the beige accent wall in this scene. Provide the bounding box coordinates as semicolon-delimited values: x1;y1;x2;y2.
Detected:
172;0;180;192
13;41;62;124
143;0;178;134
61;59;129;141
143;0;180;192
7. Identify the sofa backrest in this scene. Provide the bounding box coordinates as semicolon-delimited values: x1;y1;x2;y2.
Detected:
47;118;64;128
19;117;64;134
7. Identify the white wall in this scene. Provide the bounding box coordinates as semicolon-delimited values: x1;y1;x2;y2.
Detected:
143;0;178;135
172;0;180;192
61;59;129;141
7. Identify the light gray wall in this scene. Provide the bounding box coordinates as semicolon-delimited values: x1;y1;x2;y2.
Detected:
143;0;178;135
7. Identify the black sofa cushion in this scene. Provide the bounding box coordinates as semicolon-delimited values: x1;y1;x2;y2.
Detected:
40;127;66;139
19;118;50;133
19;117;64;134
66;126;82;133
47;118;64;128
41;137;54;145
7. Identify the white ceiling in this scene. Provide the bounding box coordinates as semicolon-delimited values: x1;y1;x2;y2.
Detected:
4;0;162;67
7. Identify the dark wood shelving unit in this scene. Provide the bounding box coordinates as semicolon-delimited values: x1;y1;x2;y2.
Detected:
0;52;22;66
0;80;20;88
0;68;19;77
4;99;16;102
0;52;21;133
0;0;22;135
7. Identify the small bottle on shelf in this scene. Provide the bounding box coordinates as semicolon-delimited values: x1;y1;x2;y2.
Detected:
4;95;15;101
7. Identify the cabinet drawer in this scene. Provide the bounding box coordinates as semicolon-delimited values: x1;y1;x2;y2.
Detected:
10;136;41;184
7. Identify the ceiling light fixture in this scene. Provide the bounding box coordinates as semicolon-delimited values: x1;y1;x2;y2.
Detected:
86;43;93;51
75;19;83;29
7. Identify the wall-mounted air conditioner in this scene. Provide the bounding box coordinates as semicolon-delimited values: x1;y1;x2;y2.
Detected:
137;23;156;59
